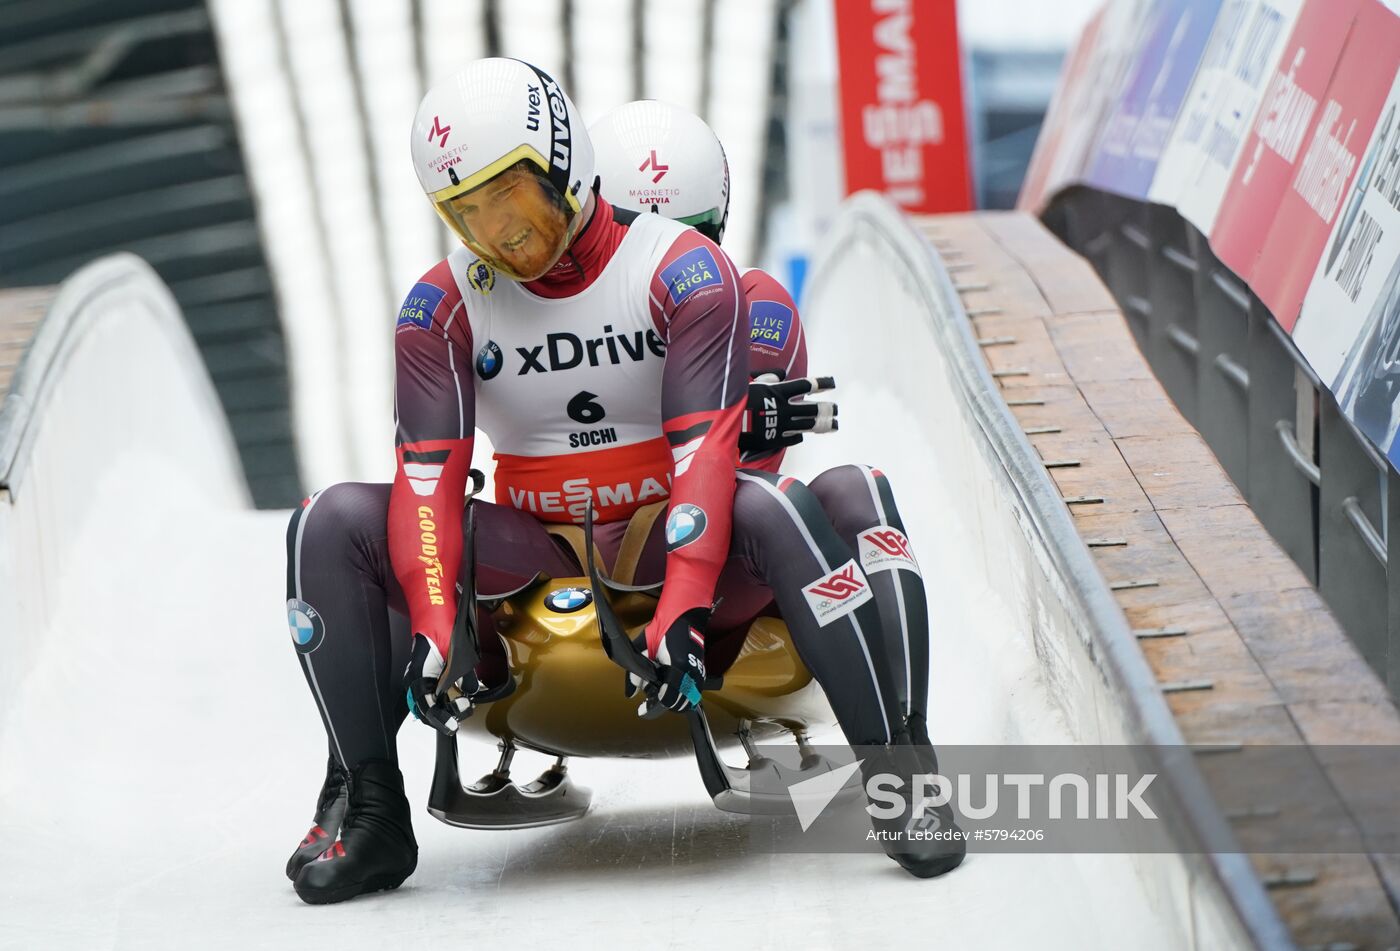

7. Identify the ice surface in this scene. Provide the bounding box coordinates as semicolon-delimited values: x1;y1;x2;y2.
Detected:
0;425;1180;950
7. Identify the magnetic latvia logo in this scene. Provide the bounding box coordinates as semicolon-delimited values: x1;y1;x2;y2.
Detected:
545;586;592;613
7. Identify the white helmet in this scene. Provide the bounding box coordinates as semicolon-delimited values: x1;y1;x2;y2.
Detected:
590;100;730;243
410;58;595;281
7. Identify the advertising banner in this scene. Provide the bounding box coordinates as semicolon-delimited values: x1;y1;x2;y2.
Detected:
1250;0;1400;328
1147;0;1305;227
833;0;972;213
1086;0;1225;200
1294;65;1400;459
1020;6;1107;211
1209;0;1360;277
1019;0;1154;210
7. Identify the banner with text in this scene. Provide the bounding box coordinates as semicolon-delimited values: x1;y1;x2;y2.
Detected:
1209;0;1360;278
833;0;972;213
1026;0;1400;464
1087;0;1225;200
1294;65;1400;461
1148;0;1305;229
1250;0;1400;329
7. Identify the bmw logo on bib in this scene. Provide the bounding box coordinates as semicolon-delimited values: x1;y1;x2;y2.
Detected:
476;340;503;380
665;503;707;551
287;598;325;654
546;586;593;613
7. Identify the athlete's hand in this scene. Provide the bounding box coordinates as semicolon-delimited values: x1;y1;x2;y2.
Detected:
404;634;476;735
740;372;838;461
624;608;709;714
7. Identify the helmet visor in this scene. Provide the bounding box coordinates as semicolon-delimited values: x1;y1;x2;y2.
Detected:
433;159;579;281
676;205;727;245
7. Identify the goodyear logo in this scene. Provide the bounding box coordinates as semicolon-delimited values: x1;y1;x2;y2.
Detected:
398;282;447;331
749;300;793;352
660;247;723;305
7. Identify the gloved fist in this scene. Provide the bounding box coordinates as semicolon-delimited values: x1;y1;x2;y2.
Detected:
624;608;709;714
404;634;477;736
740;372;839;462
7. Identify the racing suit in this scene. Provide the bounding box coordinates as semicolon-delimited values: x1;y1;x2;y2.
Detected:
285;198;922;769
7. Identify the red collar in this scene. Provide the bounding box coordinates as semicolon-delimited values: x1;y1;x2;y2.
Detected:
522;197;628;299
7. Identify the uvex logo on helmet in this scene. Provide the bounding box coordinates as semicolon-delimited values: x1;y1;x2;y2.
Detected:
541;76;572;177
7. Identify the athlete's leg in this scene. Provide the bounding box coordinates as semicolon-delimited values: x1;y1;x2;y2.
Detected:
283;483;577;900
725;471;902;745
807;464;931;743
285;484;409;770
721;471;963;878
286;483;580;768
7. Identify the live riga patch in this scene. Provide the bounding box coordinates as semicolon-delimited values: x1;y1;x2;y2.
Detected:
750;300;793;352
398;282;447;330
661;246;723;304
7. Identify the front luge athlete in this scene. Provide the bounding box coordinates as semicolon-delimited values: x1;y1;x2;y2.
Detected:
282;59;964;904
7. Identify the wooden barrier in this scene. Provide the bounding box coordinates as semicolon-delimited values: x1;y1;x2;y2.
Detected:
923;210;1400;950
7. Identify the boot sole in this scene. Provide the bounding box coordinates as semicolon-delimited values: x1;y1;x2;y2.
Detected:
294;861;417;905
892;847;966;879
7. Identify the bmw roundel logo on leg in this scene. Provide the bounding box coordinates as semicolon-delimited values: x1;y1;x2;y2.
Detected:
546;586;593;613
665;503;707;551
287;598;325;654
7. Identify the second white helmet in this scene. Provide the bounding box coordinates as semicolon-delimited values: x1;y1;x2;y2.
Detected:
590;100;730;244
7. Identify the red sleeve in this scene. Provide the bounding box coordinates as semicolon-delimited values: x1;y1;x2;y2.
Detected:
646;231;748;651
742;268;806;380
741;268;806;474
387;260;475;655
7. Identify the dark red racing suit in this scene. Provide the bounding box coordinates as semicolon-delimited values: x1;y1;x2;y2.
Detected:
284;197;929;772
389;201;750;656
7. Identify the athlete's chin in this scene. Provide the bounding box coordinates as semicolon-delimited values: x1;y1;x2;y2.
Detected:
502;245;557;281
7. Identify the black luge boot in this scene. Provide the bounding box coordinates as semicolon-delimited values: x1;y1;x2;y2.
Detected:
862;741;965;880
285;757;349;881
293;760;418;905
904;712;939;775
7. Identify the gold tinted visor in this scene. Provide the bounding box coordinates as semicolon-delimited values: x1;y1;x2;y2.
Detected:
430;147;582;281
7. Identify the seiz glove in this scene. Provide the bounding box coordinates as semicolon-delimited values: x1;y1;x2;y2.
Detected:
624;608;710;714
740;372;839;462
404;634;477;736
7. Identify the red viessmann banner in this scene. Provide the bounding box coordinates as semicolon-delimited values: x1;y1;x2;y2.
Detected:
834;0;972;213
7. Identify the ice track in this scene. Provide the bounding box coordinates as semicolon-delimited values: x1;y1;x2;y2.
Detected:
0;481;1175;951
0;229;1201;950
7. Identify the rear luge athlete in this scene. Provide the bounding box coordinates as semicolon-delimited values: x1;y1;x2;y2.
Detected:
590;99;937;750
282;59;963;905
